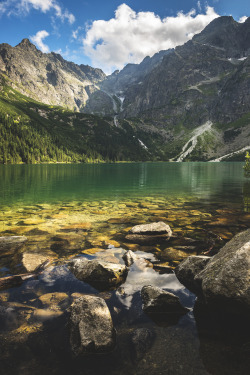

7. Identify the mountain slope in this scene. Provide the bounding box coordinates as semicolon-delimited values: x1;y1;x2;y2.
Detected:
0;76;156;163
0;39;105;112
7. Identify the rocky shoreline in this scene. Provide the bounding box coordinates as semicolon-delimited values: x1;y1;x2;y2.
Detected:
0;198;249;374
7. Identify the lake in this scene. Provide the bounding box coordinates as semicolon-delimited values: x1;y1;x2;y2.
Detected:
0;162;249;375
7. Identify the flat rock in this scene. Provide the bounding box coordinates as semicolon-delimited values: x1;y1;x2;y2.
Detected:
195;229;250;313
175;256;210;294
130;222;172;236
70;295;116;356
141;285;188;315
69;258;128;290
22;252;54;272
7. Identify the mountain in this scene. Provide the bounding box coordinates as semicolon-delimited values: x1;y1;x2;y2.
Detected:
116;16;250;160
0;16;250;163
0;38;105;112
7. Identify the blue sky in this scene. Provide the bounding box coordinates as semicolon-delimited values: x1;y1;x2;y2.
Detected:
0;1;249;73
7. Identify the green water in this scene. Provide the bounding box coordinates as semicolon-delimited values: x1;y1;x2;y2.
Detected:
0;162;249;375
0;162;247;206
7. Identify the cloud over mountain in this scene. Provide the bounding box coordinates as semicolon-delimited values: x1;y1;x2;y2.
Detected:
30;30;50;53
83;3;219;73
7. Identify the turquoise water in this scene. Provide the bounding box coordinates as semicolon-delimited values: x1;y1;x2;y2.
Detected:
0;162;249;375
0;162;247;206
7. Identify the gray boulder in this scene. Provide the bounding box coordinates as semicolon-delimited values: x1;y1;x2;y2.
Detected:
175;256;211;295
69;258;128;290
141;285;188;314
70;295;116;356
195;229;250;313
130;222;172;236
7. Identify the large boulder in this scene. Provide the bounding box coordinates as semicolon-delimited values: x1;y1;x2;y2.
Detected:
69;295;116;356
141;285;188;315
175;256;211;295
194;229;250;313
69;258;128;290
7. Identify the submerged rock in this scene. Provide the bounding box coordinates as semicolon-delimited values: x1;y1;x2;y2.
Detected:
175;256;210;295
69;295;116;356
130;222;172;236
69;258;128;290
0;236;27;254
21;252;55;272
195;229;250;314
141;285;188;315
131;328;155;361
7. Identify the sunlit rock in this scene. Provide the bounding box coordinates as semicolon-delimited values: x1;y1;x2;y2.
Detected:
39;292;69;310
69;258;128;290
195;229;250;314
21;252;55;272
69;295;116;355
130;222;172;236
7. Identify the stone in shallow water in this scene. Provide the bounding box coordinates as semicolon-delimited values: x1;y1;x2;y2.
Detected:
161;247;191;262
122;250;138;267
60;222;92;232
69;258;128;290
21;252;56;272
39;292;69;309
195;228;250;314
0;236;27;254
141;285;188;315
175;256;211;295
131;328;155;361
130;221;172;236
32;308;63;321
69;295;116;356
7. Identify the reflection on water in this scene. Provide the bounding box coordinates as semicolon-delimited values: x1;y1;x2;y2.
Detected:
0;162;245;206
0;162;249;375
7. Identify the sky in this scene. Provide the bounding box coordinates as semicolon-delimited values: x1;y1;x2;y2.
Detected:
0;0;249;74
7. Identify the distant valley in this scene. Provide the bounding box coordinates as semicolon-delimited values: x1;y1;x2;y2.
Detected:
0;16;250;163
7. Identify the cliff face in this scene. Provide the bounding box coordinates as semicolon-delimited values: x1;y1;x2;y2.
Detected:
0;38;106;111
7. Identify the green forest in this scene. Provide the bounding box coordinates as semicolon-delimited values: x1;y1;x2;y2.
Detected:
0;77;153;164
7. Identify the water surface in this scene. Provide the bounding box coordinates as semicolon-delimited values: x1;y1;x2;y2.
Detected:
0;162;249;375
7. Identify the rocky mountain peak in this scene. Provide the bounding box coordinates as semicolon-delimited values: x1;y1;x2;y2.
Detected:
17;38;37;51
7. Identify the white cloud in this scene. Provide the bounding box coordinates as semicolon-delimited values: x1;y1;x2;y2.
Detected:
30;30;50;53
83;3;219;73
197;1;202;12
238;16;248;23
0;0;75;24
